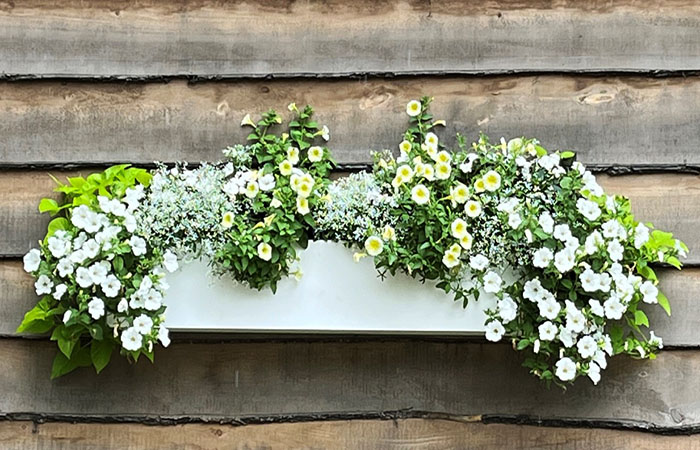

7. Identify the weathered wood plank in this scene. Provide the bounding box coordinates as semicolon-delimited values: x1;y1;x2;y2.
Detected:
3;259;694;344
3;77;700;169
0;339;699;429
2;0;700;77
2;171;698;260
2;420;700;450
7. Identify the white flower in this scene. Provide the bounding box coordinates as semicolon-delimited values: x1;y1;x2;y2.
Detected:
124;185;144;211
507;213;522;229
594;350;608;369
221;211;235;229
459;153;478;173
588;299;605;317
485;320;505;342
442;249;460;268
52;283;67;300
538;298;561;320
538;154;560;171
538;212;554;234
62;310;72;324
257;242;273;261
129;236;147;256
365;236;384;257
532;248;553;268
603;297;625;319
450;219;468;239
279;160;293;176
121;327;143;351
553;224;572;242
406;100;421;117
565;303;586;333
23;249;41;272
411;184;430;205
270;197;282;209
649;331;663;349
100;275;121;298
296;197;310;215
640;281;658;304
435;162;451;180
580;269;600;292
158;326;171;347
555;357;577;381
143;289;163;311
602;219;626;240
382;225;396;242
75;267;93;288
124;214;137;233
259;174;276;191
577;335;598;359
483;271;502;293
464;200;481;218
607;240;624;262
576;198;601;221
88;262;108;285
308;146;324;162
482;170;501;191
584;231;604;255
523;278;544;302
538;321;557;341
133;314;153;335
34;275;53;295
469;254;489;271
163;250;179;273
553;248;575;273
117;298;129;313
634;223;650;249
87;297;105;320
321;125;330;141
451;183;469;204
70;204;92;229
83;212;103;234
82;239;100;259
497;296;518;323
459;233;473;251
245;181;260;199
587;362;601;385
497;198;519;214
397;164;414;183
47;236;70;258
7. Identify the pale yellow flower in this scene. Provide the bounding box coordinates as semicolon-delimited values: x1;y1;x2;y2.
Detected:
435;162;451;180
436;151;452;164
391;175;403;189
422;164;435;181
450;218;468;239
364;236;384;256
425;132;439;148
353;252;367;263
451;183;469;204
287;102;297;112
296;196;309;215
270;197;282;208
483;170;502;192
279;160;293;176
442;249;460;268
287;147;300;165
411;184;430;205
245;181;259;198
382;225;396;241
465;200;482;218
257;242;272;261
406;100;421;117
308;146;324;162
399;140;412;153
433;119;446;127
221;211;235;229
460;232;473;250
297;181;313;198
397;164;414;182
474;178;486;193
240;114;256;127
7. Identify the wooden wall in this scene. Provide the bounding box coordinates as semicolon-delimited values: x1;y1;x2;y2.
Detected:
2;0;700;448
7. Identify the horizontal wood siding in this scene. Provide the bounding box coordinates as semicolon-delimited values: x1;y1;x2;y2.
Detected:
2;0;700;77
2;420;699;450
1;77;700;168
0;339;699;430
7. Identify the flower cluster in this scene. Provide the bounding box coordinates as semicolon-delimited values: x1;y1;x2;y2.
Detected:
19;165;176;378
322;97;686;387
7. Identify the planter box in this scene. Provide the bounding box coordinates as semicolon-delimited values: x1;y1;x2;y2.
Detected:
164;241;494;334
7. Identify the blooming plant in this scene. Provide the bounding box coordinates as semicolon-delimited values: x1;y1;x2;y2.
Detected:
18;165;176;378
320;97;687;387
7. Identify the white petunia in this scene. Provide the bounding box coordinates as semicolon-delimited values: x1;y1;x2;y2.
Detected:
87;297;105;320
82;239;100;259
538;212;554;234
143;289;163;311
602;219;626;240
117;298;129;313
580;269;600;292
603;297;626;320
442;249;460;268
553;248;576;273
538;321;557;341
497;296;518;323
649;331;663;349
497;198;519;214
100;275;121;298
553;224;572;242
538;154;560;172
639;281;658;304
53;283;67;300
508;213;522;229
124;214;137;233
533;247;553;268
565;306;586;333
321;125;330;141
469;254;489;271
587;362;601;385
576;198;602;221
411;184;430;205
365;236;384;257
75;267;93;288
163;250;179;273
588;299;605;317
158;326;171;347
607;240;624;262
259;174;276;191
88;262;109;285
485;320;505;342
63;310;72;324
121;327;143;351
482;271;502;293
555;357;577;381
634;223;650;249
23;249;41;273
133;314;153;335
538;298;561;320
577;335;598;359
34;275;53;295
129;236;147;256
245;180;260;198
296;197;310;215
558;328;575;348
584;231;604;255
451;183;469;204
48;236;71;258
523;278;545;302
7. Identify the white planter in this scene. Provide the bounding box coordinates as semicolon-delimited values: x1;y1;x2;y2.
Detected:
164;241;495;334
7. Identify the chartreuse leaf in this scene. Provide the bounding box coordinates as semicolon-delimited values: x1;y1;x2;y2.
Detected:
43;217;70;244
16;303;53;334
634;310;649;327
38;198;59;214
658;292;671;316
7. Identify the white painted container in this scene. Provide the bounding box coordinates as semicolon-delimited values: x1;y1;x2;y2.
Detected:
164;241;495;334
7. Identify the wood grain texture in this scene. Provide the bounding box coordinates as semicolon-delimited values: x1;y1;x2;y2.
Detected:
2;0;700;77
2;258;694;343
2;171;698;261
2;76;700;168
0;338;699;429
2;420;700;450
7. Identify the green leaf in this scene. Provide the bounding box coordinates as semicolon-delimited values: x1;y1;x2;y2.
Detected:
90;339;114;374
658;292;671;316
516;339;530;350
57;336;77;358
38;198;60;214
50;345;92;379
16;304;53;334
113;256;124;274
634;310;649;327
43;217;71;244
560;151;576;159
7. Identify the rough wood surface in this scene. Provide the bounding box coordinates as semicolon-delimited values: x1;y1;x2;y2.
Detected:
2;420;700;450
2;171;698;261
2;0;700;77
2;77;700;168
0;338;698;429
3;258;693;344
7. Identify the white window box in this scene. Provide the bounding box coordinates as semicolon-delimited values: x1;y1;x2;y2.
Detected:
164;241;495;334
